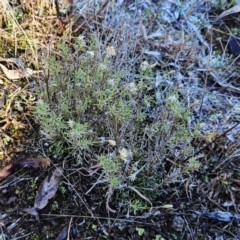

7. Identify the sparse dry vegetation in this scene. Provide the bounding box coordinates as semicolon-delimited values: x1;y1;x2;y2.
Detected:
1;0;240;239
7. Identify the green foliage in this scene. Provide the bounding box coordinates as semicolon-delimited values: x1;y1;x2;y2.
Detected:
129;199;148;215
136;227;145;236
97;155;120;188
34;33;201;214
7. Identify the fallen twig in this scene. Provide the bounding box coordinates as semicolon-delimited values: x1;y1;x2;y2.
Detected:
73;0;110;34
185;121;240;162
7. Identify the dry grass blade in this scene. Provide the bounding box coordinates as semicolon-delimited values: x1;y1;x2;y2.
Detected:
0;86;29;131
214;5;240;22
128;186;153;212
106;187;116;213
2;87;21;118
0;1;39;66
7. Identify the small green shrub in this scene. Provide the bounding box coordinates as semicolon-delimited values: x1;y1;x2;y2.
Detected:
35;32;201;215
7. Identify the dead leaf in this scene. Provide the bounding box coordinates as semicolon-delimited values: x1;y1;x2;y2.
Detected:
0;63;33;80
22;207;39;216
200;211;237;222
22;207;40;231
214;5;240;22
0;157;50;180
0;165;15;181
56;226;68;240
0;57;43;80
34;167;63;210
227;36;240;55
21;167;62;233
142;50;161;59
106;140;116;146
18;157;50;168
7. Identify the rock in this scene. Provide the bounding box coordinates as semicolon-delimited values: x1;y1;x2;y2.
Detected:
172;216;184;232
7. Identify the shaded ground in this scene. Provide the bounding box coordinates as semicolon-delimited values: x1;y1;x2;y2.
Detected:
1;0;240;239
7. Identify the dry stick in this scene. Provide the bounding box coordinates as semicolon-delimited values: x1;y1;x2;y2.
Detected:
185;121;240;162
40;213;162;225
67;217;73;240
0;90;6;109
74;0;110;33
54;0;65;32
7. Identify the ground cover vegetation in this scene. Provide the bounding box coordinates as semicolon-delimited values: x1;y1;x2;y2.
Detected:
0;0;240;239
